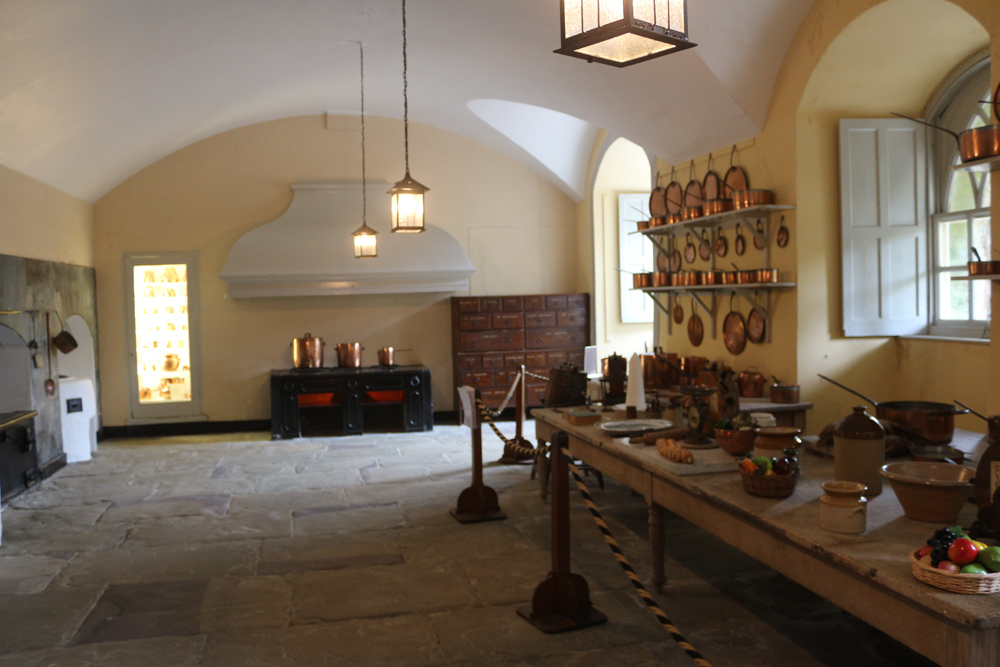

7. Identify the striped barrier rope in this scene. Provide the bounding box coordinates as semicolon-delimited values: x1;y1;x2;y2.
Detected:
475;401;712;667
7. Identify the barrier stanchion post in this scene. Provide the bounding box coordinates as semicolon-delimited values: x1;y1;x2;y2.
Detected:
451;387;506;524
518;431;606;633
499;365;534;463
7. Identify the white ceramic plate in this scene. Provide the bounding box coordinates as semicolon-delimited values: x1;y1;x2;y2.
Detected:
595;419;672;435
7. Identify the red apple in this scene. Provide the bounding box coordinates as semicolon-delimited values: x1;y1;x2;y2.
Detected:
947;538;980;566
937;561;961;573
917;545;933;559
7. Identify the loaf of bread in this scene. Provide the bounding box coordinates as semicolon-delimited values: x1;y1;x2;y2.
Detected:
656;438;693;464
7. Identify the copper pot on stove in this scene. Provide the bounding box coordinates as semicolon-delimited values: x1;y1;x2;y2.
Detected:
336;342;363;368
291;333;325;369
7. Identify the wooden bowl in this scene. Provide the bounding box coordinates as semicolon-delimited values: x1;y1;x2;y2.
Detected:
880;462;975;523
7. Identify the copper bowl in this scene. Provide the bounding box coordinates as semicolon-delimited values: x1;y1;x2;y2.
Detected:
703;199;734;216
732;189;774;209
633;272;654;289
681;206;703;220
715;428;757;456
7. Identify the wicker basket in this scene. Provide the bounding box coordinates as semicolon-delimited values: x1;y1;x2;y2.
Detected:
740;470;797;498
909;550;1000;594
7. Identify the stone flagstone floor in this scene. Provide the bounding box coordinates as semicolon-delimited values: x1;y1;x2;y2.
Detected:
0;420;936;666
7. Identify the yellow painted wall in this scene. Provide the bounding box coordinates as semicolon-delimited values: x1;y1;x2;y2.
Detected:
0;162;93;267
592;138;655;362
653;0;999;434
93;115;578;425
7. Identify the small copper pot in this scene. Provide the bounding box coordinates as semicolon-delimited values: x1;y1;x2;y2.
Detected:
681;206;703;220
666;214;683;225
722;271;739;285
653;272;671;287
637;219;652;231
336;342;363;368
738;369;766;398
770;383;800;403
969;260;1000;275
702;199;734;216
732;189;774;209
378;346;396;366
634;272;654;289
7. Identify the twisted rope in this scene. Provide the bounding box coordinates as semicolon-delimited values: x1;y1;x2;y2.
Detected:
474;401;711;666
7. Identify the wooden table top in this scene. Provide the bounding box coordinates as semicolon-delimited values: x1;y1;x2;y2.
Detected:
532;408;1000;630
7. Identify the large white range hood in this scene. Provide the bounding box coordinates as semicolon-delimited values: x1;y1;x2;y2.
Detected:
219;181;476;298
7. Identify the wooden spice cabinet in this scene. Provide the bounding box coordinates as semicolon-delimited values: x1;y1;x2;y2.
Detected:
450;294;590;411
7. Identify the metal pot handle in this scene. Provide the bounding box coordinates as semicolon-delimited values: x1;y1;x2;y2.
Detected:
890;112;961;146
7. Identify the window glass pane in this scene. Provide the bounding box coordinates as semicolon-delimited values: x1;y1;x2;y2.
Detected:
983;175;991;209
972;278;991;323
937;218;968;267
937;270;968;320
972;214;992;261
133;264;192;404
947;171;976;212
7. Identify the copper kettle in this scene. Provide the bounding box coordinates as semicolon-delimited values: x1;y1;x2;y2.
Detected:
291;333;324;369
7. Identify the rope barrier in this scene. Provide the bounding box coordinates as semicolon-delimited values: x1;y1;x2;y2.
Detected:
474;400;712;667
524;369;550;381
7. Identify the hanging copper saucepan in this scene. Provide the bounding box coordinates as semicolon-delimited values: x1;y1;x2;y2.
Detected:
672;296;684;325
664;166;683;217
687;298;704;347
753;219;765;250
699;230;712;261
776;216;790;248
722;293;747;355
892;84;1000;163
734;223;746;256
747;298;766;344
649;173;668;218
722;145;749;199
684;234;697;264
716;229;728;258
669;246;682;273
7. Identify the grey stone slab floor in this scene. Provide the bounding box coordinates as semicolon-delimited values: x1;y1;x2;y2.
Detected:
0;420;936;666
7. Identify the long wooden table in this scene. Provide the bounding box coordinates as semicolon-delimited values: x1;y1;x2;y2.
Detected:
532;408;999;667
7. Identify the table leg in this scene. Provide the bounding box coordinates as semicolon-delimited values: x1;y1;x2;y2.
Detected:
537;442;550;500
649;502;665;593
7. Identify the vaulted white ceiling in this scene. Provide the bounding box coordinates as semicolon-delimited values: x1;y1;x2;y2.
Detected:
0;0;816;203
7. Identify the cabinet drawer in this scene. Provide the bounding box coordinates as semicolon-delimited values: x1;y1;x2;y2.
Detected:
504;353;525;367
556;309;587;328
502;297;523;311
525;352;547;366
525;328;587;350
524;311;556;328
457;355;481;370
459;370;494;387
567;294;588;309
545;295;568;310
458;313;491;331
492;312;524;329
547;351;568;366
524;295;545;311
481;354;504;369
567;350;585;366
458;329;525;352
480;388;510;407
496;369;520;386
455;297;480;313
480;297;502;312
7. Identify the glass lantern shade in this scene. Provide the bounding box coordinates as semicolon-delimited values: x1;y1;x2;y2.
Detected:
353;223;378;258
556;0;695;67
388;173;428;233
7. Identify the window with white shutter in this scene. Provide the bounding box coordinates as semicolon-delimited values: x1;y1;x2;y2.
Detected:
839;119;929;337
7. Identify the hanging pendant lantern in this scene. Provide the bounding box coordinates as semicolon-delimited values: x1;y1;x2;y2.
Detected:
555;0;696;67
353;42;377;258
352;221;378;258
388;0;427;233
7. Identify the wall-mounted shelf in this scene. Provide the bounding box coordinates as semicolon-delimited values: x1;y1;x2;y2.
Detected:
642;204;796;236
952;154;1000;173
952;274;1000;281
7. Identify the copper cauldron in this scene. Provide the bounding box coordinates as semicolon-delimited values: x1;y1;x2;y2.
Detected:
291;333;325;369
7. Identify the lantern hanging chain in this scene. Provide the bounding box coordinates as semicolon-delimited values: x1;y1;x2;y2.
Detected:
359;41;367;227
401;0;409;174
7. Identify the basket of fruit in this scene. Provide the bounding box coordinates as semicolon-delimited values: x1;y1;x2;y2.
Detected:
911;527;1000;594
737;448;799;498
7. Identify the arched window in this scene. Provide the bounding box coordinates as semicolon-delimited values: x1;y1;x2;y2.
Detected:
929;55;992;337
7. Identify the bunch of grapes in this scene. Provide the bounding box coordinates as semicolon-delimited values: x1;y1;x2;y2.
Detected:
926;528;958;567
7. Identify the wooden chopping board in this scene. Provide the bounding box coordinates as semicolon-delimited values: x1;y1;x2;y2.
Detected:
613;438;739;476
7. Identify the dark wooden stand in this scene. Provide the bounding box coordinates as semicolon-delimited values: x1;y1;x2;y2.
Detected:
451;387;506;524
270;366;433;439
518;431;606;633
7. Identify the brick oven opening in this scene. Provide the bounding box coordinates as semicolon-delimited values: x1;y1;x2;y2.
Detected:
0;323;40;503
0;324;33;413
